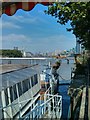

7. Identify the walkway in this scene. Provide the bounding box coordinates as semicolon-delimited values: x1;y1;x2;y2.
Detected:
58;59;74;81
57;59;74;119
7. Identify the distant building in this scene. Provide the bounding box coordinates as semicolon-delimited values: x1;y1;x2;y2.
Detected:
21;50;33;57
25;52;33;57
76;37;80;54
14;47;18;50
23;51;26;57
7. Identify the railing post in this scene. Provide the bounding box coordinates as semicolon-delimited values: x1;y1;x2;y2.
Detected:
79;87;86;119
20;92;62;119
70;96;74;120
39;106;41;118
1;90;7;118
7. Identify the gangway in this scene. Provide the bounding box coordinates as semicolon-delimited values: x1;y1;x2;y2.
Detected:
0;92;62;119
22;93;62;119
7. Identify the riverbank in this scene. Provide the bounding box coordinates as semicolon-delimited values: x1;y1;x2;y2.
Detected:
68;56;90;120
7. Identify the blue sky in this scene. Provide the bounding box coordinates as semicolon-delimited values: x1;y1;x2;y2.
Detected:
1;3;76;53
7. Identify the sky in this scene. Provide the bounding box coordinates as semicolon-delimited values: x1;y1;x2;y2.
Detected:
1;3;76;54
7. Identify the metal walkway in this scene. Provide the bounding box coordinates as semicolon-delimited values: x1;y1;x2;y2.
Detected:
22;93;62;119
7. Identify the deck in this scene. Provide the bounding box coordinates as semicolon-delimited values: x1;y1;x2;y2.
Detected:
0;64;30;74
0;64;38;74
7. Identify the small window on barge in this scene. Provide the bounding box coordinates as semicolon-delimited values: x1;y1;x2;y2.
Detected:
13;84;18;100
10;84;18;103
34;74;38;85
22;79;31;93
17;82;23;97
4;88;9;105
31;74;38;87
10;86;13;103
31;76;34;87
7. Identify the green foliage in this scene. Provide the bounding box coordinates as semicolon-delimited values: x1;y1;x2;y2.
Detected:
45;2;90;50
1;49;23;57
75;63;86;75
55;61;61;66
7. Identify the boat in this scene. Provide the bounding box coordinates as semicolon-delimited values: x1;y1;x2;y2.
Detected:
0;60;62;119
0;64;41;118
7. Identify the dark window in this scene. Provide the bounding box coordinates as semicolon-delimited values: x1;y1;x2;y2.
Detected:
27;79;31;89
10;86;13;103
4;88;9;105
31;76;34;87
17;82;22;96
22;79;30;93
13;84;18;100
34;74;38;85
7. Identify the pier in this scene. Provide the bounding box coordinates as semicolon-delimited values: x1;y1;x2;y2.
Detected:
68;72;90;120
58;58;90;120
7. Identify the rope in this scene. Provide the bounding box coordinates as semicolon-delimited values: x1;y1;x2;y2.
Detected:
42;71;71;82
59;74;71;81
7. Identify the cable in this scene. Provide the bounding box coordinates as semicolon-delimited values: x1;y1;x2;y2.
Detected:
59;74;71;81
42;70;71;81
42;71;52;77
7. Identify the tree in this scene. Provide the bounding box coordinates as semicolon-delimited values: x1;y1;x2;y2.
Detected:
2;49;23;57
45;2;90;50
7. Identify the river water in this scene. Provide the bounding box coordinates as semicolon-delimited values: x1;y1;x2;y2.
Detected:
0;57;74;119
58;58;74;119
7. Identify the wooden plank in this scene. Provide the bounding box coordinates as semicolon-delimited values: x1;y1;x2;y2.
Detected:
79;87;86;119
88;87;90;120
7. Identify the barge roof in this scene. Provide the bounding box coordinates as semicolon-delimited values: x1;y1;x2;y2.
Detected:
0;64;39;91
0;64;31;74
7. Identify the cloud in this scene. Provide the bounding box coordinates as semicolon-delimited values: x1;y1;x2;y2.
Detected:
0;36;2;43
0;19;2;30
8;12;49;25
2;33;76;53
0;35;2;49
2;34;29;41
0;24;2;28
2;21;21;29
32;34;75;44
28;34;76;52
9;14;37;24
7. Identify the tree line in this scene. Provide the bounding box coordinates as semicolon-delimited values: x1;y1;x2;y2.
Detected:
0;49;23;57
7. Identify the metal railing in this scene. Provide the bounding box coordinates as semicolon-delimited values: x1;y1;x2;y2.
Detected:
22;94;62;119
0;87;62;119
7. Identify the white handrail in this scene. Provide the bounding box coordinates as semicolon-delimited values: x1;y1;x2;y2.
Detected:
22;94;62;119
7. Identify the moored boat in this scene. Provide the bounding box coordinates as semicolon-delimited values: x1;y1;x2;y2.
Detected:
0;61;62;119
